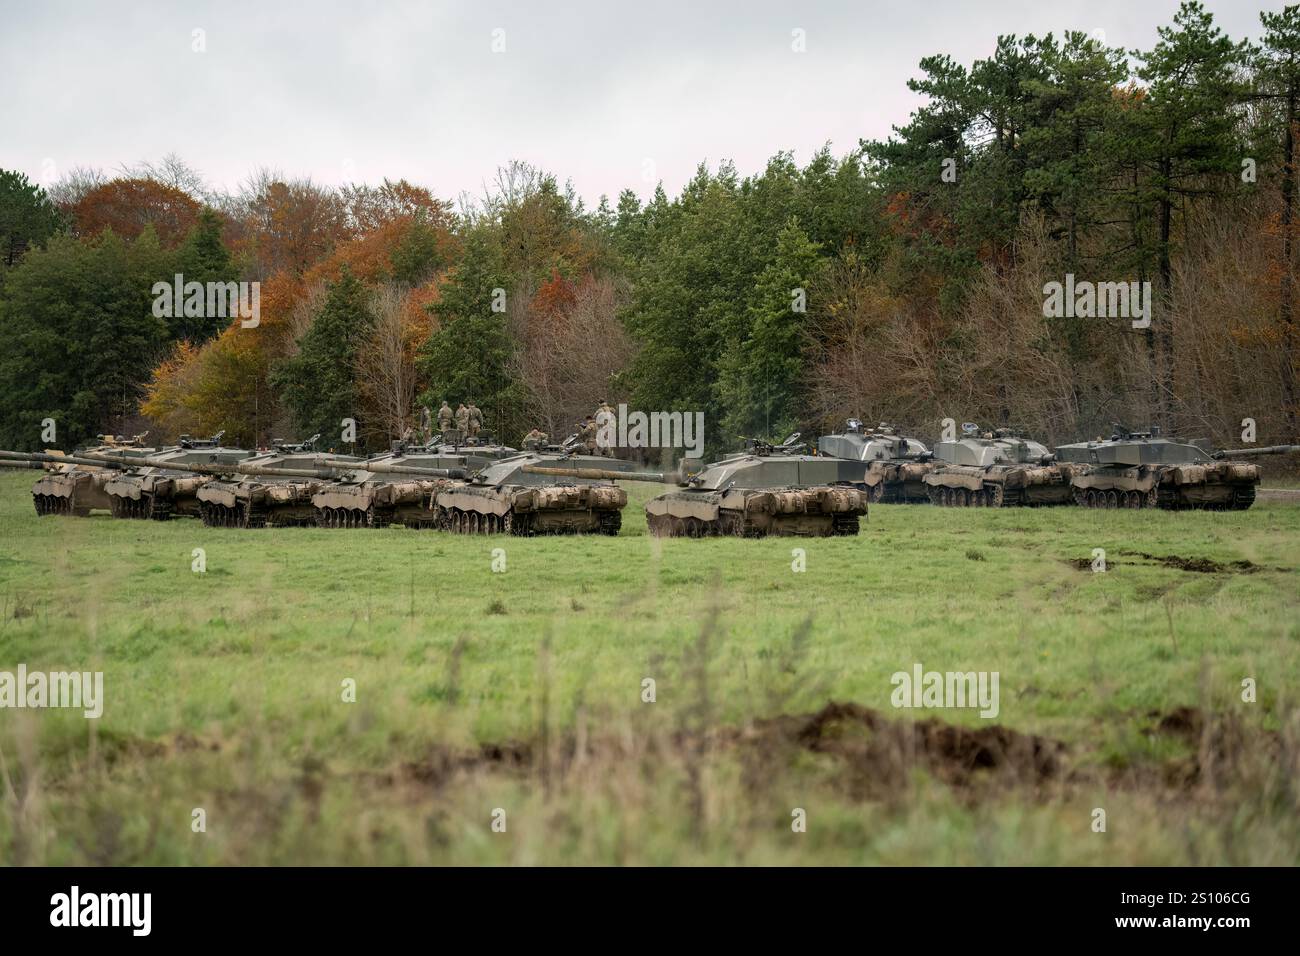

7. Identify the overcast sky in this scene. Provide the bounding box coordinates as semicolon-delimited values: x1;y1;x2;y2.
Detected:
1;0;1287;208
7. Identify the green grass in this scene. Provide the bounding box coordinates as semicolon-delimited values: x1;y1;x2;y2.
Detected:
0;470;1298;864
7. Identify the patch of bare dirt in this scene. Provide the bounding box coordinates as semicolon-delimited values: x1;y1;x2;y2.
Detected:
1120;551;1269;574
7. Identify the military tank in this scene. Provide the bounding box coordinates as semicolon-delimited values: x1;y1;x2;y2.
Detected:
817;419;936;503
922;424;1072;507
1055;425;1300;510
30;434;156;516
195;436;362;527
100;432;252;520
429;441;643;535
527;434;871;537
311;446;473;528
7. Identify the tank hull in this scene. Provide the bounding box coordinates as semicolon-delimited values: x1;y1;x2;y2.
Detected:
104;472;213;520
197;479;327;527
430;483;627;535
32;469;111;516
645;486;868;537
863;461;940;503
1069;462;1259;510
922;464;1074;507
313;479;453;528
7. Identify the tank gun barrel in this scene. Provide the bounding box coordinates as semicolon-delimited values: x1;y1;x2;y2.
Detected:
49;449;346;480
1214;444;1300;459
0;449;139;470
520;464;673;483
314;456;467;479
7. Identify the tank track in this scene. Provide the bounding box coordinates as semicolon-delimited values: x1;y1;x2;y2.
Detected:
315;505;397;528
926;485;1006;507
33;494;73;516
647;511;860;538
1072;487;1156;509
434;506;621;536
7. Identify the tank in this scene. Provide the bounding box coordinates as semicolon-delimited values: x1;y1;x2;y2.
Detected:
922;424;1072;507
429;449;643;535
817;419;936;502
195;437;361;527
1055;425;1300;510
311;446;474;528
30;434;156;516
100;432;252;520
529;435;871;537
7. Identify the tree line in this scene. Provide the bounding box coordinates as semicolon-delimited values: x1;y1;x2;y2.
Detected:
1;1;1298;456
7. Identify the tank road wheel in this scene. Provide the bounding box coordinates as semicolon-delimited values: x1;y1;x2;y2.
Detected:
867;482;885;504
647;513;669;537
501;512;514;535
1103;490;1118;509
1123;491;1140;509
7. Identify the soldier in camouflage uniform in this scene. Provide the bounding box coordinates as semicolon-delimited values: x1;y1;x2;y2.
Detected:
467;401;483;440
452;402;470;444
420;405;433;444
522;428;549;451
578;416;599;454
594;399;616;458
437;400;454;438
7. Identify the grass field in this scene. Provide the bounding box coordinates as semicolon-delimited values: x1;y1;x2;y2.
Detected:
0;468;1298;865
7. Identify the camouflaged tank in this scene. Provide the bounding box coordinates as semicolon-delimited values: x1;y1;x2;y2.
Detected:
195;437;361;527
430;448;642;535
529;435;871;537
101;432;252;519
1055;425;1300;510
923;424;1072;507
310;444;481;528
30;434;156;516
817;419;936;503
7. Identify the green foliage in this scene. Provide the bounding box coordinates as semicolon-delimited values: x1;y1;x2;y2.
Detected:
172;208;236;342
0;230;170;449
0;168;65;271
717;219;823;439
272;268;375;447
390;210;444;286
416;226;526;436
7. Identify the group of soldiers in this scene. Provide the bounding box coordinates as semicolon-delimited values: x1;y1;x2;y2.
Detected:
436;399;484;444
406;398;618;454
574;400;616;457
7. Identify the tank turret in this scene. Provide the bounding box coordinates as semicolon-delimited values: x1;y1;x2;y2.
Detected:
922;423;1071;507
817;420;935;502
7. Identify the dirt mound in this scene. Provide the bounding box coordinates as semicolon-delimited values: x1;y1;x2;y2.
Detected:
1142;707;1284;790
1122;551;1263;573
734;701;1065;797
386;702;1065;799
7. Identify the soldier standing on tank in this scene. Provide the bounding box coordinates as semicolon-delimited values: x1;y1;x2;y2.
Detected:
437;400;454;438
578;415;599;454
420;405;433;444
467;401;483;440
453;402;470;444
594;399;616;458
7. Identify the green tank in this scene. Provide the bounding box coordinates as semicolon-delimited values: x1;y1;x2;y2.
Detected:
430;449;642;535
30;434;156;516
527;435;871;537
100;432;252;520
817;419;936;503
195;436;361;527
922;424;1072;507
1055;425;1300;510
